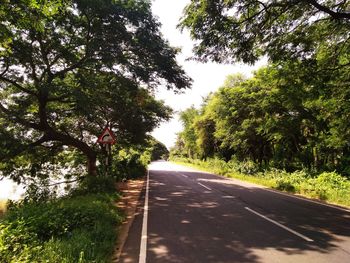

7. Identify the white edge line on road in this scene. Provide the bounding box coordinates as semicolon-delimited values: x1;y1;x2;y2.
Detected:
245;207;314;242
198;182;212;191
139;169;150;263
180;174;188;178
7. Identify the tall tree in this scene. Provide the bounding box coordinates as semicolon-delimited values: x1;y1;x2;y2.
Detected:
178;106;200;158
0;0;190;179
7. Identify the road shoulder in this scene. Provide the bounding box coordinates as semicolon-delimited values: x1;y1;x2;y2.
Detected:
112;177;146;262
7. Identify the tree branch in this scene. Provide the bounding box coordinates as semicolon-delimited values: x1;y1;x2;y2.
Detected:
46;177;85;187
47;94;71;102
37;33;54;82
28;135;52;148
306;0;350;20
0;102;41;130
53;13;93;79
0;60;9;77
0;75;37;96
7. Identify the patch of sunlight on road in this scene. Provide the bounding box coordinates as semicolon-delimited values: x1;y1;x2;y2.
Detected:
150;244;169;257
197;178;261;189
0;178;25;201
149;161;208;173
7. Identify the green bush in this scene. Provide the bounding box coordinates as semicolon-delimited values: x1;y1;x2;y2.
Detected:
112;149;147;181
0;192;122;263
71;176;117;196
272;170;309;192
298;172;350;202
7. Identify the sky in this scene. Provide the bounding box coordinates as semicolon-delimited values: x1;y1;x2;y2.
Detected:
150;0;267;149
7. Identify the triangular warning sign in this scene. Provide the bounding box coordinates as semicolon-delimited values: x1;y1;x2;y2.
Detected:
97;127;116;144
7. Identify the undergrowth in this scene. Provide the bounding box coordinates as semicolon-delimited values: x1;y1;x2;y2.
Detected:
0;176;122;263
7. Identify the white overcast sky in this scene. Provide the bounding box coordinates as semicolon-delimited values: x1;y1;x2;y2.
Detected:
151;0;266;149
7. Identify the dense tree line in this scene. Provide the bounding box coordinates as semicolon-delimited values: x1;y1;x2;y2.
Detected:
173;59;350;174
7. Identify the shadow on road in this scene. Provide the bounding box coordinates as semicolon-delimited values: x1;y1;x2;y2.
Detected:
145;163;350;263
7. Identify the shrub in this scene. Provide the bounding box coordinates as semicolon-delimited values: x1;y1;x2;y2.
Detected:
112;149;147;181
236;160;260;175
316;172;349;190
71;176;117;196
0;192;122;262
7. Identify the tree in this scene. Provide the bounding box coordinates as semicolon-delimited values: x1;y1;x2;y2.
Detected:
179;106;200;158
148;137;169;161
0;0;191;179
179;0;350;64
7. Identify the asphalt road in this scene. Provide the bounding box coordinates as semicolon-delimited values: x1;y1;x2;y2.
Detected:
119;161;350;263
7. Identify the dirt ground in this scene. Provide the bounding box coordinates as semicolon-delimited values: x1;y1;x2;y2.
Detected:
0;200;7;218
112;177;145;262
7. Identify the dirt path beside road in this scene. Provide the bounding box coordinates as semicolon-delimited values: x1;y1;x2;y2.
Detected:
112;178;146;262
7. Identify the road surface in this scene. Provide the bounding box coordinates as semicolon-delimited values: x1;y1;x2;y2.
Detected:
119;161;350;263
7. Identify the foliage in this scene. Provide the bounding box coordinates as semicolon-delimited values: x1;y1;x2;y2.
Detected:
171;56;350;174
180;0;350;64
172;106;200;159
111;147;148;181
69;175;117;196
0;0;190;179
0;187;121;263
148;138;169;161
185;0;349;206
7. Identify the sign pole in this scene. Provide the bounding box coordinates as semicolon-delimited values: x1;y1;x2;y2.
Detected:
105;144;109;176
97;127;116;177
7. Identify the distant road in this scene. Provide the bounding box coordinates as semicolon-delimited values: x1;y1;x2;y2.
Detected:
119;161;350;263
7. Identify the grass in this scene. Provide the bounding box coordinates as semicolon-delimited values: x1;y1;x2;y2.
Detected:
172;158;350;208
0;189;123;262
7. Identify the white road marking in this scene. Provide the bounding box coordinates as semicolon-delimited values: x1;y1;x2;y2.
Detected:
245;207;314;242
222;195;236;199
198;182;212;191
180;174;188;178
139;170;150;263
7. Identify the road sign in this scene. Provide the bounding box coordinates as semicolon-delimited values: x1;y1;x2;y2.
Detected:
97;127;116;144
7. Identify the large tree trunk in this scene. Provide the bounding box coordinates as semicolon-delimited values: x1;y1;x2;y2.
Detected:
87;153;97;176
45;129;99;176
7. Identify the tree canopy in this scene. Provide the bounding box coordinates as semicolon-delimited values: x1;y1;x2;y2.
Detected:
0;0;191;180
180;0;350;64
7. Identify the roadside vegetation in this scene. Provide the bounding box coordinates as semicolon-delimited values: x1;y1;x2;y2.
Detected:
0;178;120;263
0;138;169;263
0;140;170;262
